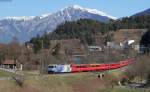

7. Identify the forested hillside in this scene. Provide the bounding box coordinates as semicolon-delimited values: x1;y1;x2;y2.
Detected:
29;15;150;53
113;15;150;29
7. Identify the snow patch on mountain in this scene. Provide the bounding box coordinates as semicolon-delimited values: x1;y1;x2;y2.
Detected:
40;13;52;19
72;5;117;20
2;16;36;21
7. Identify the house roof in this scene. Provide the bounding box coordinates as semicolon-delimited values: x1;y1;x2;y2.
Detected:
3;59;15;65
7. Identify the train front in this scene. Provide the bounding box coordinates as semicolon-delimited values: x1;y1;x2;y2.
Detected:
48;64;71;73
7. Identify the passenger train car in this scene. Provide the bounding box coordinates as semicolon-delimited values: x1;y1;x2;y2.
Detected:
48;59;134;74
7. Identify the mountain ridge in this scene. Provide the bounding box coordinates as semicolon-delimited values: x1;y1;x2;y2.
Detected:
132;8;150;16
0;5;116;43
0;5;116;21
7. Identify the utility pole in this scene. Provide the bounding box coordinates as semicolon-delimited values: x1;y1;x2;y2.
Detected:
40;39;48;74
40;40;44;74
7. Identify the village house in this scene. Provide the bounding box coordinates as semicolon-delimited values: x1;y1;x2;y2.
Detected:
1;59;16;69
88;46;103;52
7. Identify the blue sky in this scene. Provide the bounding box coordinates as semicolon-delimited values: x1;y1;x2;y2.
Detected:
0;0;149;18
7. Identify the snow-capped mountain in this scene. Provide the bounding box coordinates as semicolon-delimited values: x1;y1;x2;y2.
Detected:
0;5;117;43
132;8;150;16
3;16;36;21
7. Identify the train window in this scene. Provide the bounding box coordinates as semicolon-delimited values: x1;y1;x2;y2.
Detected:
48;66;55;68
111;64;116;66
48;66;53;68
77;65;87;68
91;65;99;67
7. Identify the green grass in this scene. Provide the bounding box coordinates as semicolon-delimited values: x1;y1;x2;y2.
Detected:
0;70;14;77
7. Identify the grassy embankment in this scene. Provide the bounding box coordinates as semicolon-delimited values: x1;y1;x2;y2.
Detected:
0;70;14;77
0;70;149;92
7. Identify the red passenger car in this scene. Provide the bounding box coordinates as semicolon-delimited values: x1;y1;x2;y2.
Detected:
71;59;134;73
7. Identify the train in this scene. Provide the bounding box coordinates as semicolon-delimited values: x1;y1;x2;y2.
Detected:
48;59;134;74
